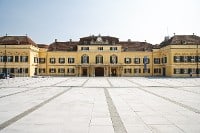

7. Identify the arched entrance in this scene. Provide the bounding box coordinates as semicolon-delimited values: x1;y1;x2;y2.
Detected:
111;68;117;76
95;67;104;76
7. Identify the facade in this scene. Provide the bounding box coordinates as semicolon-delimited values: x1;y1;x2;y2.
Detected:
0;34;199;77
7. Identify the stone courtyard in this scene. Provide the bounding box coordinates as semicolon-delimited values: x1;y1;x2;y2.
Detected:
0;77;200;133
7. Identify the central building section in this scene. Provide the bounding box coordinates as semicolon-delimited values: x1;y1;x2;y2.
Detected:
77;35;122;76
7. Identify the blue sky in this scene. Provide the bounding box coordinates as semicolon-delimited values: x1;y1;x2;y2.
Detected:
0;0;199;44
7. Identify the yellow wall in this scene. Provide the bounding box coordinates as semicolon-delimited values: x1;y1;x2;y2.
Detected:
1;43;199;77
0;45;39;76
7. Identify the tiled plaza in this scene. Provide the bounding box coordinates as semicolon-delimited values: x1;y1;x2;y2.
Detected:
0;77;200;133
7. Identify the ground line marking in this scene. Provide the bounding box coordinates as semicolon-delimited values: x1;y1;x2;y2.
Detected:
0;87;72;131
104;88;127;133
126;79;200;114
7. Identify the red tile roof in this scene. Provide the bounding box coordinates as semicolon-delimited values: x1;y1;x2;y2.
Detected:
48;41;78;51
0;36;37;47
120;41;153;51
160;35;200;47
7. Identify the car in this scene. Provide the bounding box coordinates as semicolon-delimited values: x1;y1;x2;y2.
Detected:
9;73;15;78
0;73;6;79
0;73;15;79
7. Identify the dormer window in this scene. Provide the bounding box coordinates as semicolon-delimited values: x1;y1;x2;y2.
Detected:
81;47;89;51
84;41;87;45
98;47;103;51
110;47;117;51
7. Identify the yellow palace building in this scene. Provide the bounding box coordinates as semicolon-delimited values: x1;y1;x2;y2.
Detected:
0;34;199;77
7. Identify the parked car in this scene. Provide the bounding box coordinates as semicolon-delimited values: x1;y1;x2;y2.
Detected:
9;73;15;78
0;73;6;79
0;73;15;79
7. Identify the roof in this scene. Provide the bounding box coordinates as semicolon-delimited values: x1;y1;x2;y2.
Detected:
160;35;200;47
0;36;37;47
37;44;49;49
79;35;119;45
48;41;78;51
120;41;153;51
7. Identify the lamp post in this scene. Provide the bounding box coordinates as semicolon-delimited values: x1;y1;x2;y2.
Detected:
197;41;199;77
4;44;7;78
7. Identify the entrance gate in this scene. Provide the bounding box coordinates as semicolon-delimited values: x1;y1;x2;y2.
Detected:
82;68;87;76
95;67;104;76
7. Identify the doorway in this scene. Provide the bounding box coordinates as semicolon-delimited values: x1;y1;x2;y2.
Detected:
82;68;87;76
111;68;117;76
95;67;104;76
162;68;166;76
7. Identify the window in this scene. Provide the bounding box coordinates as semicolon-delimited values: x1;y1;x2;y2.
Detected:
124;58;131;64
59;58;65;64
19;68;28;73
110;55;118;64
0;56;7;62
7;56;13;62
96;55;103;64
110;47;117;51
58;68;65;73
143;68;150;73
0;56;4;62
7;68;14;73
124;68;132;74
34;57;38;63
49;68;56;73
162;57;167;63
39;58;45;63
154;68;161;73
188;68;196;74
15;56;19;62
81;47;89;51
98;47;103;51
84;41;88;45
174;56;194;63
195;56;200;62
134;58;140;64
180;56;184;62
154;58;160;64
67;68;75;73
174;56;180;62
174;68;180;74
188;56;195;62
182;69;188;74
20;56;28;62
39;68;45;73
134;68;141;73
81;55;89;64
197;68;200;74
183;56;188;62
68;58;75;63
50;58;56;64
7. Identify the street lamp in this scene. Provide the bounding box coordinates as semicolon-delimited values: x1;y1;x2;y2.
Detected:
197;40;199;77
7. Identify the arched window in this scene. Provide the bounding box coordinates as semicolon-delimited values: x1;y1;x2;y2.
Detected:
81;54;89;64
110;55;118;64
96;55;103;64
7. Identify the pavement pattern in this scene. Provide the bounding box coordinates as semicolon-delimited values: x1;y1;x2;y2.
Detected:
0;77;200;133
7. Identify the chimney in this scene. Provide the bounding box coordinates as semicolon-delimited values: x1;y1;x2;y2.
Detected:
69;39;72;42
55;39;57;42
